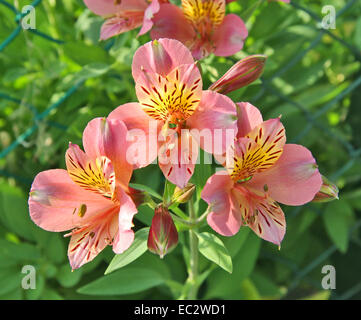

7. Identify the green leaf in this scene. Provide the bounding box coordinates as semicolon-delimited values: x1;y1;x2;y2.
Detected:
0;183;37;241
77;267;165;296
25;274;45;300
0;268;23;295
63;42;110;65
44;234;66;264
163;180;176;205
129;183;162;200
323;200;353;253
354;17;361;50
56;265;83;288
135;204;154;226
240;278;261;300
196;232;233;274
205;232;261;299
222;228;250;258
192;149;212;200
105;228;149;275
0;240;41;262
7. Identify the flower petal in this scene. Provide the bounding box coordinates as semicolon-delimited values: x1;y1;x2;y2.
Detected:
158;129;198;188
247;144;323;206
29;169;115;232
227;118;286;181
108;103;160;168
135;63;202;121
83;0;121;16
236;102;263;138
132;37;195;81
138;0;160;36
212;14;248;57
187;90;238;155
100;16;143;40
232;185;286;245
202;172;242;236
150;4;196;54
81;118;133;188
67;212;118;270
112;188;138;254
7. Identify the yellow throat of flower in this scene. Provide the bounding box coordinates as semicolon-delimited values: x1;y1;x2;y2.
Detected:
138;64;202;122
182;0;225;36
229;124;286;183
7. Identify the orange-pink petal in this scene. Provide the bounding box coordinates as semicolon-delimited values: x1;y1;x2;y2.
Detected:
247;144;323;206
187;90;238;155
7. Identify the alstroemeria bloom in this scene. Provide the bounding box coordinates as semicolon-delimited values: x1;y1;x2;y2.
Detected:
202;102;322;245
83;0;168;40
28;118;137;269
109;38;238;188
151;0;248;59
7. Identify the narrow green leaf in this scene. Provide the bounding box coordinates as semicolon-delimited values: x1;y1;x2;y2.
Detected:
163;180;176;205
77;267;164;295
129;183;162;200
323;200;353;253
196;232;233;273
105;228;149;275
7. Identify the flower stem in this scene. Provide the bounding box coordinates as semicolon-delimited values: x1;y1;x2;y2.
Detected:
187;199;199;300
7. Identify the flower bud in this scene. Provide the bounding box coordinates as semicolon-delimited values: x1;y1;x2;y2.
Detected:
171;183;196;204
312;175;339;203
147;205;178;258
209;55;267;94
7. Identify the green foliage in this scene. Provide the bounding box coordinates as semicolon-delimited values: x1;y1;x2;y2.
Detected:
105;228;149;275
196;232;233;274
0;0;361;300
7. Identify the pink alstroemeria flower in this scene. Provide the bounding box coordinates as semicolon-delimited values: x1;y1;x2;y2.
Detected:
202;102;322;245
151;0;248;59
28;118;137;269
109;38;238;188
83;0;168;40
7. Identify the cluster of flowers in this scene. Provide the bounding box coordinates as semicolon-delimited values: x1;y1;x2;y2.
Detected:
84;0;288;59
29;38;337;270
28;1;338;270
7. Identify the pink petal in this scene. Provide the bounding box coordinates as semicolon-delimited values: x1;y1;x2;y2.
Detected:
236;102;263;138
100;15;143;40
83;0;121;16
67;213;118;269
82;118;133;187
108;103;160;168
132;37;195;81
135;63;202;121
231;185;286;245
112;188;138;254
158;129;198;188
138;0;160;36
226;118;286;179
202;172;242;236
247;144;322;206
212;14;248;57
29;169;115;232
150;4;196;52
187;90;238;155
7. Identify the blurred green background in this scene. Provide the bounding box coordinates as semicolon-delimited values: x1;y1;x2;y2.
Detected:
0;0;361;300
